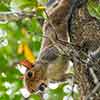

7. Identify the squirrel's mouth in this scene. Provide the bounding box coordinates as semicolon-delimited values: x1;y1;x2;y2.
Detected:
27;81;47;93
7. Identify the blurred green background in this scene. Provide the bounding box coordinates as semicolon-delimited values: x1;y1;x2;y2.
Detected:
0;0;99;100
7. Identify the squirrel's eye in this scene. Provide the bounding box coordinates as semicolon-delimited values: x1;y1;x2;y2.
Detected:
27;71;34;78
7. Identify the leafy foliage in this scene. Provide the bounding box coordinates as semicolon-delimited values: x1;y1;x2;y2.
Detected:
0;0;100;100
87;0;100;20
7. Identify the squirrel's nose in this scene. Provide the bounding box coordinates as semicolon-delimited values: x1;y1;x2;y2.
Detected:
38;83;47;91
27;71;33;78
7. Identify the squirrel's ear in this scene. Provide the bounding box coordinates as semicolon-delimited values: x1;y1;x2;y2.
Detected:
19;60;34;69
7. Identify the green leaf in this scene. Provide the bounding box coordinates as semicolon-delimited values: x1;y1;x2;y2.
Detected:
0;3;10;11
87;0;100;20
45;83;67;100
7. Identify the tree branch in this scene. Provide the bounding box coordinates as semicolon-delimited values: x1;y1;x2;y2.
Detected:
0;10;43;22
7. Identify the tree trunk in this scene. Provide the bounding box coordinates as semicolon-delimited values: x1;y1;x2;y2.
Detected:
46;0;100;99
69;1;100;100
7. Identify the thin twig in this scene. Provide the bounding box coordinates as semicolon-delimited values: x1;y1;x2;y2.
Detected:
0;11;43;22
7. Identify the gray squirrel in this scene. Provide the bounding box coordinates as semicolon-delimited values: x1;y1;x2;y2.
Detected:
20;0;88;93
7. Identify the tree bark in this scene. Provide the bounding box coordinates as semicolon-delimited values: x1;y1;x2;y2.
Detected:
69;1;100;100
45;0;100;99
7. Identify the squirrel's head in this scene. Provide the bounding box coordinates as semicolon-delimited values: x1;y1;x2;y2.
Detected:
19;60;47;93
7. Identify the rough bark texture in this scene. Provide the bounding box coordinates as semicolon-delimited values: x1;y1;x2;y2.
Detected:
70;2;100;100
45;0;100;99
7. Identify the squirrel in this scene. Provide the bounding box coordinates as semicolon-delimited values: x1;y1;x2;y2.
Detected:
23;0;71;93
20;0;86;93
